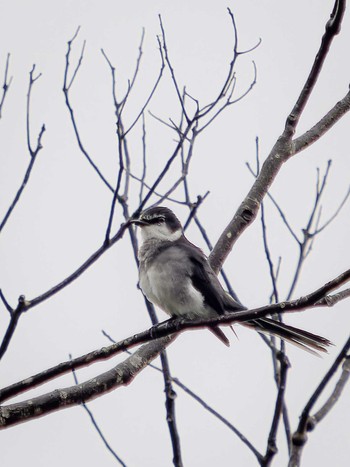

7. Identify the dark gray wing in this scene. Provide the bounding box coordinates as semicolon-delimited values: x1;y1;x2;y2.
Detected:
178;238;245;315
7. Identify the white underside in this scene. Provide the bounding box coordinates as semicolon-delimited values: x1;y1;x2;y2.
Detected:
140;261;216;320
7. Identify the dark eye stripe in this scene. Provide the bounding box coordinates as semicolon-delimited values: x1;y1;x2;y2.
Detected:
147;217;165;224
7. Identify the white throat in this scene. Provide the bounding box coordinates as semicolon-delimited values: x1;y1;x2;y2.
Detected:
140;224;182;242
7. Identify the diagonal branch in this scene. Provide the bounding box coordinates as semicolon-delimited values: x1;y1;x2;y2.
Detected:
0;65;45;234
0;53;13;119
0;336;175;429
70;357;127;466
63;28;114;191
210;0;349;274
284;0;346;138
288;335;350;467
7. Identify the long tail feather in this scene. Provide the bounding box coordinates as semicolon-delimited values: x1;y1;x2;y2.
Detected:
246;317;332;354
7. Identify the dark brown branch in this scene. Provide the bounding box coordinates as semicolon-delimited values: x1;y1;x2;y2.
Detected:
262;354;290;467
312;184;350;235
0;53;13;119
210;0;348;274
158;15;190;123
159;351;183;467
70;358;127;466
284;0;346;138
0;336;174;429
197;8;259;121
19;221;130;312
2;268;349;405
123;36;165;137
288;335;350;467
0;126;45;234
287;162;332;300
0;289;12;314
102;330;262;462
63;29;114;191
246;159;299;244
0;65;45;234
0;296;28;360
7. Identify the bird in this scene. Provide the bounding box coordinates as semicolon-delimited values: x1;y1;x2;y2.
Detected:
131;206;331;353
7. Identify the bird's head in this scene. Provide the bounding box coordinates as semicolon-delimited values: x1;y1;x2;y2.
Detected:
131;206;182;242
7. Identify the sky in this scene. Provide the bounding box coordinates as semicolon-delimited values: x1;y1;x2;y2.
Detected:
0;1;349;466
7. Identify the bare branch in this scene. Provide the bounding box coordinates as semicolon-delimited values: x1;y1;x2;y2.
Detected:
0;53;13;119
288;335;350;467
0;296;28;360
70;357;127;466
210;1;348;274
246;160;300;245
313;355;350;424
0;289;13;314
294;89;350;153
123;36;165;136
313;184;350;235
15;220;131;313
0;66;45;234
0;336;175;429
102;330;262;462
2;268;349;404
158;15;190;123
284;0;346;138
262;354;290;466
63;29;113;191
287;161;332;300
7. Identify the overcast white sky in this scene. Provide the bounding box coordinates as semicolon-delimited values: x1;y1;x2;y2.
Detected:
0;1;349;466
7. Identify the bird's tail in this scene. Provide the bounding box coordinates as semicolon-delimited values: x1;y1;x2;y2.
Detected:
245;317;332;354
209;326;230;347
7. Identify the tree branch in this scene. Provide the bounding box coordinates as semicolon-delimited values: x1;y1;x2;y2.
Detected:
0;336;174;429
0;53;13;119
209;0;348;274
2;268;349;406
288;335;350;467
284;0;346;138
0;67;45;234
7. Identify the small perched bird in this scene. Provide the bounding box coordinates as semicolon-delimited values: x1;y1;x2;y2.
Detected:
131;206;331;353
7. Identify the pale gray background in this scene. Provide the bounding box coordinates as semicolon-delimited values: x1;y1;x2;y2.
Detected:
0;1;349;466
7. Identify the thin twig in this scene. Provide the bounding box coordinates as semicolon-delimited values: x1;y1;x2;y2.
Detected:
246;161;299;244
63;28;113;191
123;36;165;136
0;296;28;360
284;0;346;138
288;335;350;467
0;53;13;119
0;66;45;234
287;162;332;300
262;354;290;466
70;355;127;466
101;330;262;461
158;15;190;123
313;355;350;424
0;289;13;314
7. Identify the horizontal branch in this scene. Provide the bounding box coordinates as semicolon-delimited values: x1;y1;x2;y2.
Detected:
1;267;349;406
0;336;174;429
